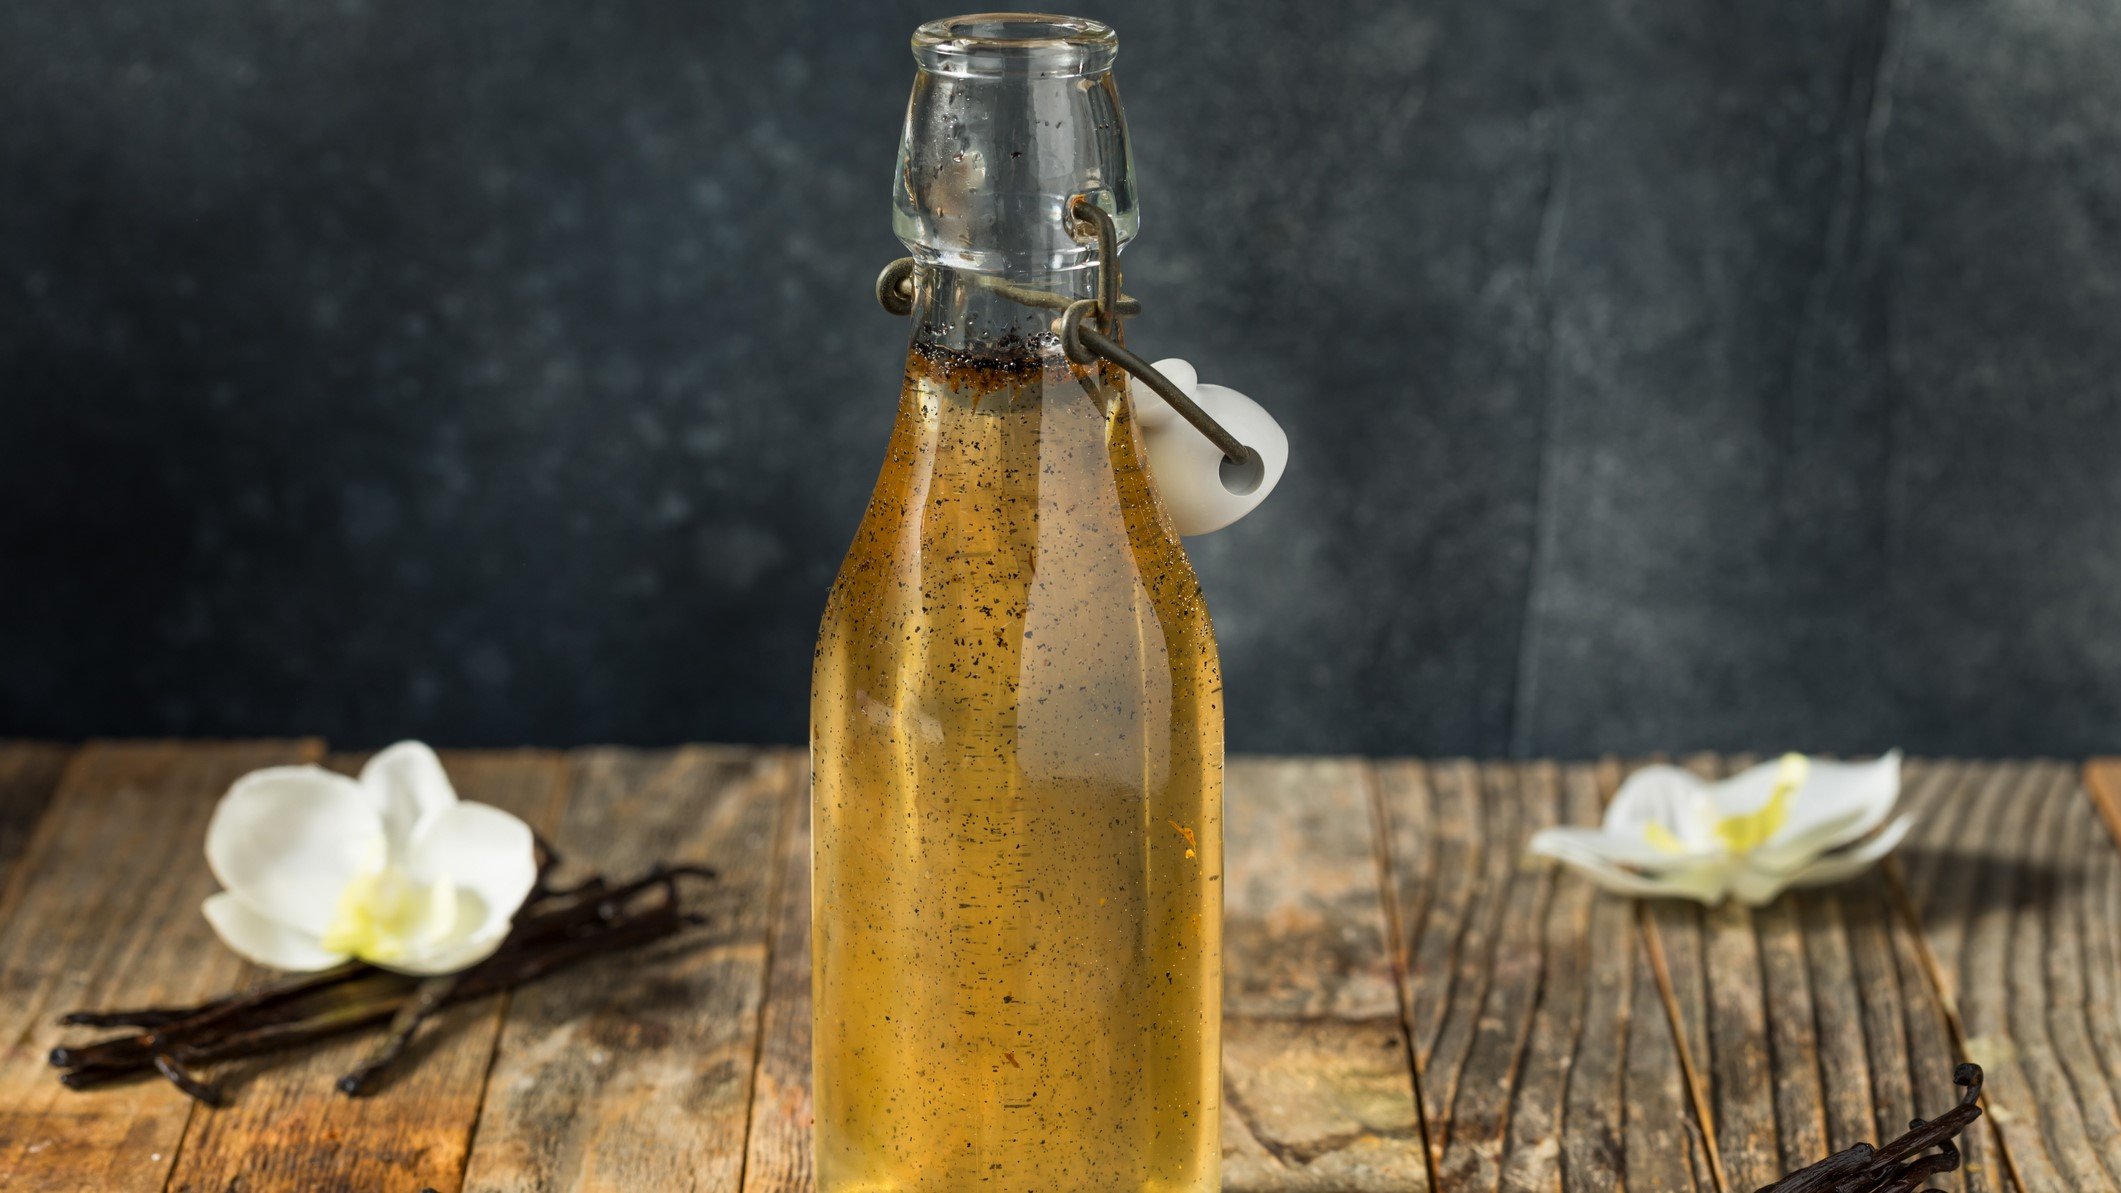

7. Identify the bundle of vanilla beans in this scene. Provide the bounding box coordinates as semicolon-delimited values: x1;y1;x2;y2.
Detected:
51;845;714;1105
1757;1063;1986;1193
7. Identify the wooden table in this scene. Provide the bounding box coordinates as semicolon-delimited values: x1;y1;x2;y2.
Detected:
1;744;2117;1192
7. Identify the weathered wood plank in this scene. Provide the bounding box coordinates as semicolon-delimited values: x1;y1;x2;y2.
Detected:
1223;757;1427;1191
1383;757;1719;1191
1700;895;1780;1190
0;740;321;1193
739;758;813;1193
1889;906;1993;1193
1432;763;1561;1189
1627;908;1716;1192
0;742;74;895
1900;759;2121;1190
1887;759;2006;1193
1394;758;1481;1074
1391;759;1530;1175
1905;760;2025;1193
1754;894;1828;1175
1625;755;2002;1193
1795;893;1870;1156
165;750;570;1193
1496;763;1596;1192
1552;769;1635;1193
6;746;2106;1193
459;745;798;1193
2025;764;2121;1181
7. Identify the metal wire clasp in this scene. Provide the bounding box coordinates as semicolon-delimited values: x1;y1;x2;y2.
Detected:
872;195;1265;497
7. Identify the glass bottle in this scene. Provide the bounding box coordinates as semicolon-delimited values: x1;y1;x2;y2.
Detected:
810;14;1222;1192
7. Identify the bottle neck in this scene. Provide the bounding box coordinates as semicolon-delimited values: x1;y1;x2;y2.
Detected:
907;261;1101;359
894;14;1137;277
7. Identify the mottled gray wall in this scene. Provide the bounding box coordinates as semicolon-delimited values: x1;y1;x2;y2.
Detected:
6;0;2121;758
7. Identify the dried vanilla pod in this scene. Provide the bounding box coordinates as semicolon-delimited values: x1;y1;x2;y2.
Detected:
51;846;714;1106
1756;1063;1985;1193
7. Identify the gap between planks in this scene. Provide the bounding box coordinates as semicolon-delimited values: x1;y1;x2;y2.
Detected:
1367;760;1444;1192
451;754;581;1193
1640;901;1728;1191
731;752;810;1193
0;740;326;1193
454;746;804;1192
1376;759;1717;1192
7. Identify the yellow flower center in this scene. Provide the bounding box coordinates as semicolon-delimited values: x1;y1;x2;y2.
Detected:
1643;753;1807;857
1715;753;1805;856
1644;821;1689;854
319;865;460;964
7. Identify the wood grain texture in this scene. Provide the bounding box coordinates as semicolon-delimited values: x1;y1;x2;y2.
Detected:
1221;757;1427;1191
459;745;799;1193
1900;760;2121;1191
739;759;813;1193
7;746;2118;1193
1890;759;2010;1193
1629;905;1718;1192
165;750;570;1193
0;740;321;1193
1433;762;1561;1188
1926;760;2121;1190
0;743;74;894
1636;755;2005;1193
1386;757;1719;1191
1495;763;1601;1192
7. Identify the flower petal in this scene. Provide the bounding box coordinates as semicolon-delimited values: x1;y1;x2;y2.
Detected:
1605;766;1721;849
1748;806;1876;873
202;892;350;971
1704;756;1788;809
359;741;461;853
1527;825;1722;870
376;923;512;976
1781;815;1917;891
318;865;467;965
402;801;538;942
1771;752;1902;856
1530;830;1734;904
1750;800;1859;857
206;767;384;936
1728;867;1795;907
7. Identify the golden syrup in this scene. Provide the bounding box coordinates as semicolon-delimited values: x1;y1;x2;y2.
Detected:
811;345;1223;1191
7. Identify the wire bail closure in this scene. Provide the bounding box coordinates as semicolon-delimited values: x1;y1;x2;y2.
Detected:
873;196;1266;498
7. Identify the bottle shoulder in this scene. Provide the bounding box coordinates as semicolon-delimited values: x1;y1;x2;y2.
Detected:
818;348;1215;665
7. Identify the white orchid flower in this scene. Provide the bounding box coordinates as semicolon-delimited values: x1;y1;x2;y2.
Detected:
202;741;538;974
1528;751;1913;906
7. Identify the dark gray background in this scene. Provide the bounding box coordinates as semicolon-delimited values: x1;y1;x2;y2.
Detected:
6;0;2120;758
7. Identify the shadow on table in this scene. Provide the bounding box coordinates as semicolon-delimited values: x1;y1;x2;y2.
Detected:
1890;843;2089;921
